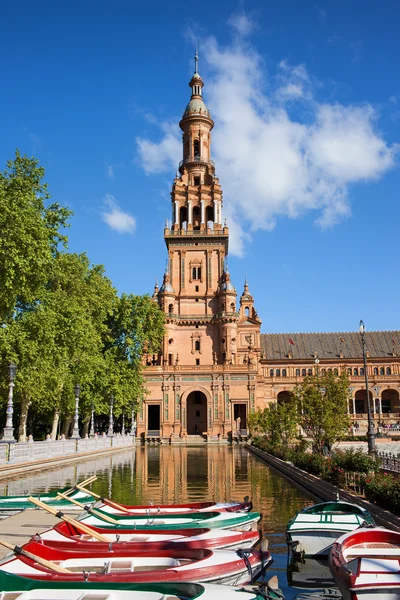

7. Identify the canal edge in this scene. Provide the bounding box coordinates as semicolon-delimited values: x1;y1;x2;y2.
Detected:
245;444;400;531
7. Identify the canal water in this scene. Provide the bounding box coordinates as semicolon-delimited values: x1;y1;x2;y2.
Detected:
0;445;341;599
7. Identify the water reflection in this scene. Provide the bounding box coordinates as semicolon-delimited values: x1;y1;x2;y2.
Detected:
0;445;342;599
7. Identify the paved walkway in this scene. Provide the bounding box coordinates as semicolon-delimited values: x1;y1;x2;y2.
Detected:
336;440;400;453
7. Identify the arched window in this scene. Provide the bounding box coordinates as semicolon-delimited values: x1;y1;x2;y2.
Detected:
353;368;358;376
307;368;312;376
360;368;365;376
206;205;214;226
386;367;392;375
276;369;281;377
282;369;287;377
334;368;338;375
168;303;174;314
373;367;378;375
295;368;300;376
380;367;385;376
245;306;250;317
348;368;352;375
328;368;332;372
270;369;274;377
230;302;235;311
194;139;200;157
195;340;200;351
179;206;188;228
321;368;326;375
301;368;306;376
193;205;201;230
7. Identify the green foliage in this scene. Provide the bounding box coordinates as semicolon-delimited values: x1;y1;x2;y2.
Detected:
331;448;381;474
293;368;350;454
0;150;71;322
364;473;400;515
249;398;299;460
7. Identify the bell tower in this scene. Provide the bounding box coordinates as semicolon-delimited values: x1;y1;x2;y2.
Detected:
159;53;233;368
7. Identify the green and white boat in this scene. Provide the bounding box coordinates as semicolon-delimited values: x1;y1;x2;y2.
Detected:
79;507;261;531
0;570;283;600
0;487;95;512
286;500;375;557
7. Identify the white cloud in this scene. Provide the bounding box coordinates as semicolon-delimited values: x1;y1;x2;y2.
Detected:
227;12;256;37
102;195;136;234
106;164;114;180
135;21;398;256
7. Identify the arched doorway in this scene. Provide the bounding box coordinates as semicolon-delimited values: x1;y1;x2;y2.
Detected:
354;390;373;414
187;391;207;435
381;389;400;414
277;391;294;404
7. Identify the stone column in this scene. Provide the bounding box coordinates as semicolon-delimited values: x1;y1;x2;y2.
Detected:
174;201;179;226
200;200;205;225
352;396;356;415
187;200;192;226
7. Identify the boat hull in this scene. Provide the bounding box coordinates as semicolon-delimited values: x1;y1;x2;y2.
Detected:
34;521;261;550
0;544;271;586
99;500;253;515
288;529;355;557
330;527;400;600
0;489;94;512
0;570;270;600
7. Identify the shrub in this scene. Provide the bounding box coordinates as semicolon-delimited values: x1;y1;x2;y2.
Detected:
364;473;400;515
292;452;325;476
331;448;381;474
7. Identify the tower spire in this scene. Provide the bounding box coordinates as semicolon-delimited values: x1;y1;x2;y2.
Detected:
194;48;199;74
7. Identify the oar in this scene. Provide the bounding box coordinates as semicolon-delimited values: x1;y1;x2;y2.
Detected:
28;496;110;543
63;475;97;497
56;492;120;525
74;483;131;514
0;536;72;574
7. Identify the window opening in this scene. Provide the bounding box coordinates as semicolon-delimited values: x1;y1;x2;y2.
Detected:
168;354;173;366
192;266;201;280
195;358;200;366
195;340;200;351
194;139;200;157
194;176;200;185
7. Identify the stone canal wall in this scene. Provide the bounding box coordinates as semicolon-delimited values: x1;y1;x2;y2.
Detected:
246;444;400;532
0;435;135;479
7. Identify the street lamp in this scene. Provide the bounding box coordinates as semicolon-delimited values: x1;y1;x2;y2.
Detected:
71;384;81;439
89;401;95;438
373;386;381;435
108;394;114;437
122;409;125;436
359;320;375;454
131;402;136;439
2;362;17;442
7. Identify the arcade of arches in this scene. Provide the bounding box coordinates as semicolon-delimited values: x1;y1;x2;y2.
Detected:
137;57;400;443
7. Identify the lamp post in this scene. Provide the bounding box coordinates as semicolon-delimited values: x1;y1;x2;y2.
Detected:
89;401;95;438
122;409;125;436
108;394;114;437
71;384;81;439
359;320;375;454
2;363;17;442
373;386;381;435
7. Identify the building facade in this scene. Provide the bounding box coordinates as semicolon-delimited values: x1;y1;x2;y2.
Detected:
137;57;400;442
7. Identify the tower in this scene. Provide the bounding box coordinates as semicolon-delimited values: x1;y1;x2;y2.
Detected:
140;55;262;442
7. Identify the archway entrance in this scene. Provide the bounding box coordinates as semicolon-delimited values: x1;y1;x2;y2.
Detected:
233;404;247;431
277;391;294;405
381;389;400;414
187;391;207;435
354;390;373;414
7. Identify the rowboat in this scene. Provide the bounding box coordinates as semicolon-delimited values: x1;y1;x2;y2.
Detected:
0;487;95;512
97;499;253;515
0;541;271;586
0;570;286;600
32;521;261;550
286;500;375;557
79;508;261;531
330;527;400;600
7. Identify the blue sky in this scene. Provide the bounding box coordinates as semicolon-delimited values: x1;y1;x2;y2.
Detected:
1;0;399;334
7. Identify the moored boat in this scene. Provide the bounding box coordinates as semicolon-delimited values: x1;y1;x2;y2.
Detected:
287;556;335;590
286;501;375;557
97;499;253;515
0;541;271;586
330;527;400;600
31;521;261;550
0;569;285;600
0;488;95;512
79;508;261;531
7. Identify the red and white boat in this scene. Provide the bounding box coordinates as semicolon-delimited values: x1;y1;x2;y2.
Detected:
30;521;261;551
96;499;253;515
330;527;400;600
0;541;271;586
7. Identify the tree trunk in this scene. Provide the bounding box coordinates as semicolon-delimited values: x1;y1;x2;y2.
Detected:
82;419;90;437
50;410;60;440
18;397;32;442
62;416;72;437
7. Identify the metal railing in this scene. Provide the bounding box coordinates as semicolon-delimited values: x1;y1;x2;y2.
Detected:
179;157;215;169
166;229;226;236
377;451;400;473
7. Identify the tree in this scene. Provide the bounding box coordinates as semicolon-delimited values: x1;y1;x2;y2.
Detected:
0;151;71;323
293;369;350;454
248;397;299;453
